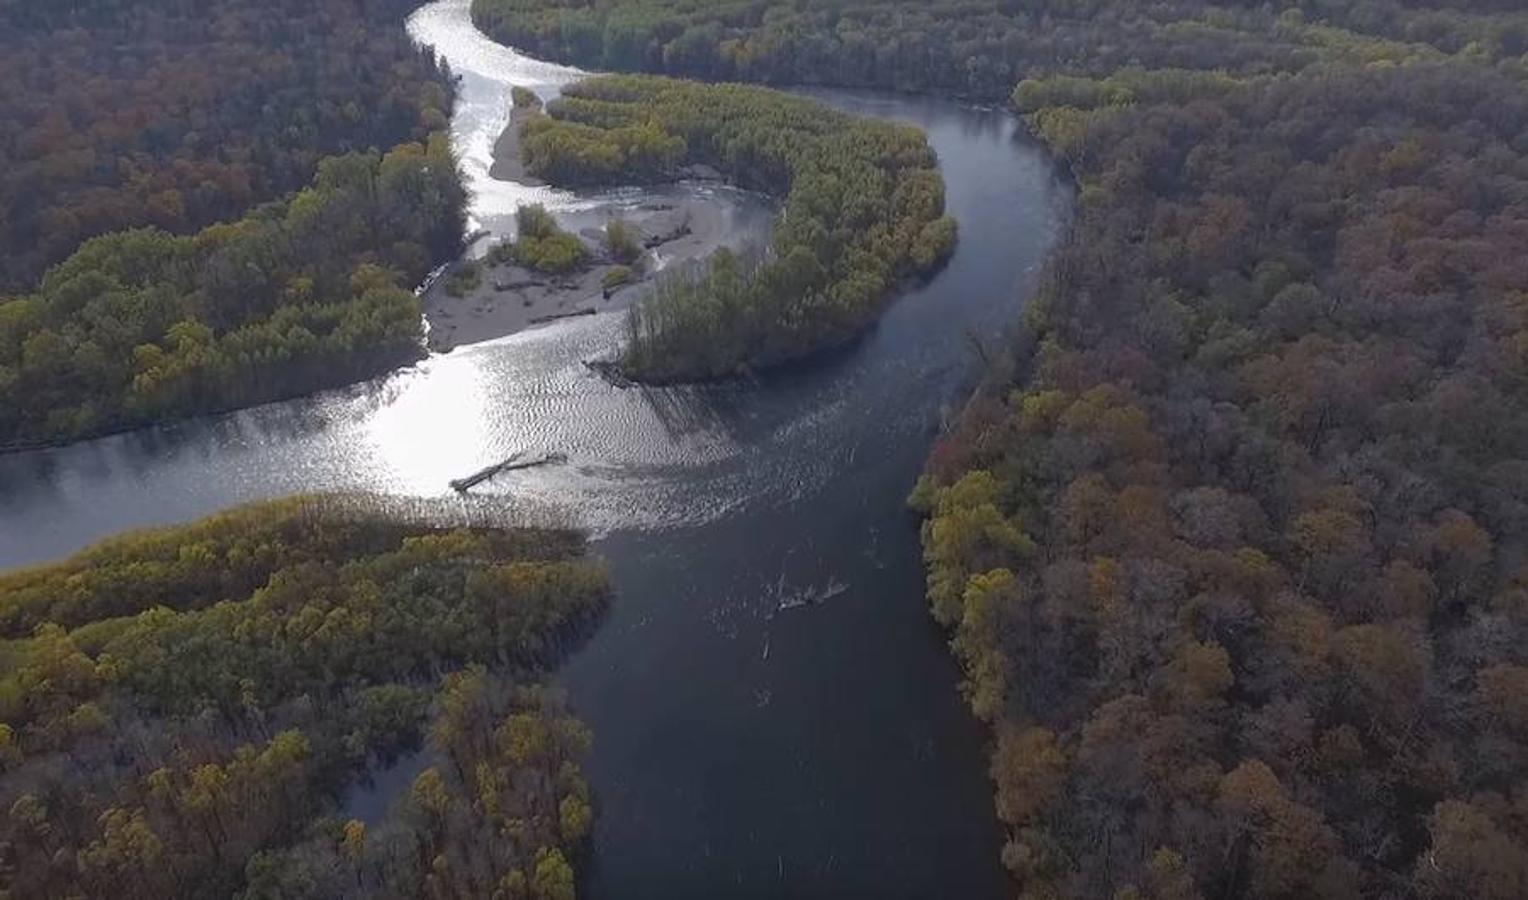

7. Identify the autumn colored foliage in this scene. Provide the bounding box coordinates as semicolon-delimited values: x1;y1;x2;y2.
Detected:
474;0;1528;895
0;0;453;293
914;24;1528;900
0;497;608;898
472;0;1528;101
0;136;466;448
0;0;473;447
520;75;956;381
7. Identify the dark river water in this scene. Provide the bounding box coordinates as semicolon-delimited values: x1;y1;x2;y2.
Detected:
0;0;1069;894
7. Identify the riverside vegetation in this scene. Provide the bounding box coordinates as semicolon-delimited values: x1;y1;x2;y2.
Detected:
516;75;957;381
0;0;467;449
0;497;608;899
475;0;1528;896
0;137;465;448
495;204;593;275
0;0;455;294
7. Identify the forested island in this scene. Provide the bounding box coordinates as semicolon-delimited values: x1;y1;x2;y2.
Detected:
0;497;606;898
475;0;1528;895
0;0;467;448
518;75;956;381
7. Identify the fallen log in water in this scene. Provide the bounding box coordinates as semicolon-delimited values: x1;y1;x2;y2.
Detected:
449;450;566;493
528;307;597;325
583;359;635;389
642;222;691;248
492;276;549;291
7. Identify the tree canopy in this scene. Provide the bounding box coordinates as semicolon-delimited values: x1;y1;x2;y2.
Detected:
915;18;1528;900
0;136;465;448
0;497;608;898
474;0;1528;894
0;0;453;293
473;0;1528;100
520;75;955;381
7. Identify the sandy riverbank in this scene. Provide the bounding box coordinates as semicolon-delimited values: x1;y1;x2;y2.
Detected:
487;105;543;185
421;108;771;352
423;201;735;350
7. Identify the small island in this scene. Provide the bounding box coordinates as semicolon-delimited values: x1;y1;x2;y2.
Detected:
421;85;772;352
510;75;958;383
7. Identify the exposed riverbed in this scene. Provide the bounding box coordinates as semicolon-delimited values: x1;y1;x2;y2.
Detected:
423;189;770;351
0;0;1070;894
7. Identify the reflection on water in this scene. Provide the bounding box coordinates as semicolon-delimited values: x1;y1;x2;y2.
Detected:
408;0;585;232
0;0;1071;895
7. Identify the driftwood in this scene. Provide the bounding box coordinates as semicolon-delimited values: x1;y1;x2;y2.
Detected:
528;307;597;325
639;207;693;248
449;451;566;493
583;359;635;389
642;223;691;248
492;276;549;291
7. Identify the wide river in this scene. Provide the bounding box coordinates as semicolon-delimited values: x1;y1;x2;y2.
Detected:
0;0;1069;894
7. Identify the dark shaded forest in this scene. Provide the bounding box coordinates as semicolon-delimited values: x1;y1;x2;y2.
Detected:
931;22;1528;900
472;0;1528;896
917;58;1528;895
0;497;607;898
0;0;452;293
0;136;465;448
519;75;955;380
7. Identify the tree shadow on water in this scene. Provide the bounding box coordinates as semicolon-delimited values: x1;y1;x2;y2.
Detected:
636;380;752;443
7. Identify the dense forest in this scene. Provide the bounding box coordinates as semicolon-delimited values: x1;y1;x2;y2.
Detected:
0;0;453;293
0;136;465;448
915;58;1528;895
0;497;607;898
471;0;1528;101
0;0;472;449
474;0;1528;896
520;75;955;380
910;59;1528;892
932;16;1528;900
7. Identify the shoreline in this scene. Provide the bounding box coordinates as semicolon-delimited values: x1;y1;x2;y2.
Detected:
0;344;427;456
422;108;768;352
488;104;544;185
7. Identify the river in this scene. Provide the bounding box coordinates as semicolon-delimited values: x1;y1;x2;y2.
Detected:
0;0;1069;894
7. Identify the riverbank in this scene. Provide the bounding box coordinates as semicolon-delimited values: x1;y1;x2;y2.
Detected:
488;104;543;184
421;108;764;351
422;197;765;350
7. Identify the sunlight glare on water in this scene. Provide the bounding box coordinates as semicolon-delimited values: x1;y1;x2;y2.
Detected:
360;349;495;494
407;0;593;235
